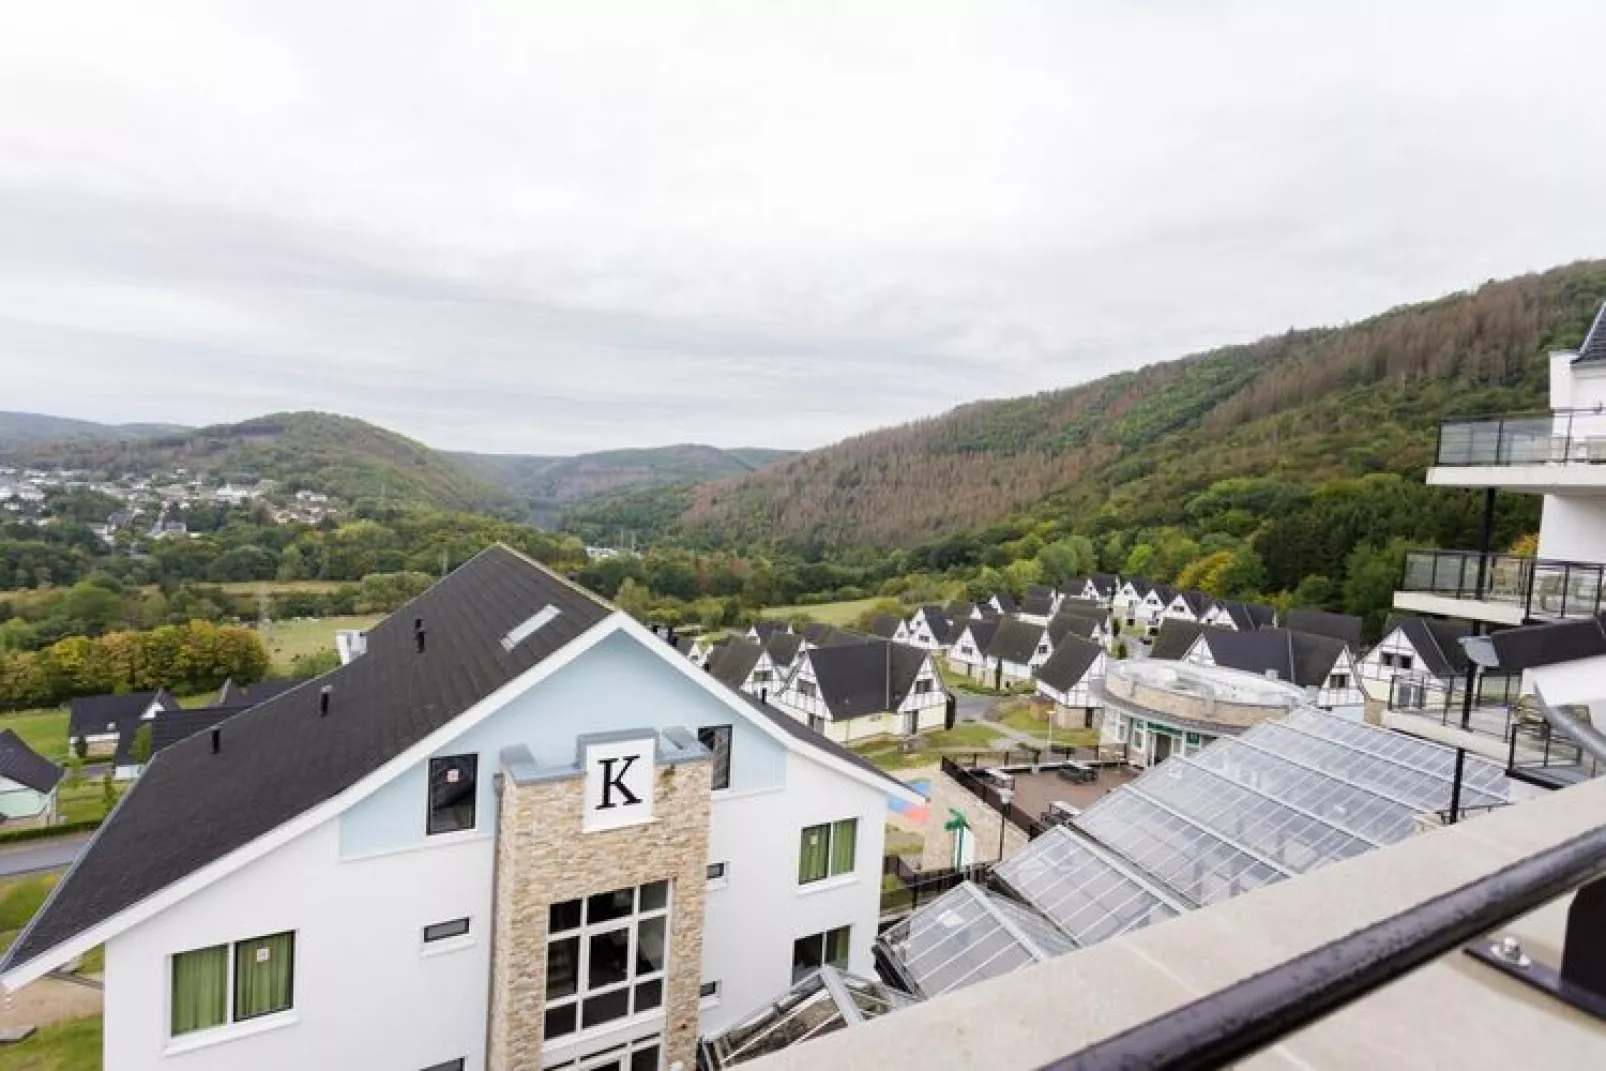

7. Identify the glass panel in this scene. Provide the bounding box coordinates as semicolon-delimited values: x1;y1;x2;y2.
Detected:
427;755;478;835
546;937;580;1000
791;933;823;982
639;880;668;913
630;1043;661;1071
698;725;732;791
170;944;228;1036
635;917;666;974
588;888;635;924
550;898;582;933
544;1003;577;1040
233;932;295;1021
582;987;631;1029
824;926;850;969
423;918;470;942
830;819;857;877
588;928;631;989
634;978;663;1013
798;824;829;884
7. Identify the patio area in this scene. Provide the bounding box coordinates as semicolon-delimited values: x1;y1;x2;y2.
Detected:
1003;764;1137;823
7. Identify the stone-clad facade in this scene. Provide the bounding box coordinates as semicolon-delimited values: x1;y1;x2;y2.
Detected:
920;768;1027;870
488;750;712;1071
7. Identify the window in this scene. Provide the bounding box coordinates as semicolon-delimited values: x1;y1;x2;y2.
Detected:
791;926;850;982
706;862;728;883
544;1033;662;1071
700;980;721;1000
427;755;478;835
798;819;857;885
798;680;817;699
423;918;470;943
1328;674;1350;691
171;931;295;1037
914;679;933;695
752;669;772;685
421;1061;466;1071
1398;654;1414;671
697;726;732;791
544;881;670;1042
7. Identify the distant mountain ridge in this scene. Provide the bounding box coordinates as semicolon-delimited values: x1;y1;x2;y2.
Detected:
451;444;795;526
0;411;189;449
566;259;1606;551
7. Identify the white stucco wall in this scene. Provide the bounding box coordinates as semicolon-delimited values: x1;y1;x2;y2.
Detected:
1536;496;1606;563
96;629;897;1069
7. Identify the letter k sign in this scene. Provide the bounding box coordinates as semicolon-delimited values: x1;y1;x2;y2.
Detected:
583;736;656;832
597;756;641;809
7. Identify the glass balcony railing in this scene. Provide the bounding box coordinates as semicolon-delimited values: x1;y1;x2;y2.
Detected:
1399;549;1606;621
1436;409;1606;466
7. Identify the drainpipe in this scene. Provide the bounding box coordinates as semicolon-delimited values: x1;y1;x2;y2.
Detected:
1448;487;1498;824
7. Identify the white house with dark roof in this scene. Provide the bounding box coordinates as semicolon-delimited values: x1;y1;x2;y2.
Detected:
901;608;955;654
705;638;784;701
983;618;1051;684
0;546;920;1071
1185;628;1366;721
946;619;999;678
68;690;180;762
1132;584;1175;629
1356;615;1470;706
0;730;63;828
1200;600;1276;632
1033;636;1107;729
768;640;947;743
1160;589;1214;624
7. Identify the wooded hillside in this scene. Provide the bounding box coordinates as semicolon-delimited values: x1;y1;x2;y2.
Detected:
646;261;1606;551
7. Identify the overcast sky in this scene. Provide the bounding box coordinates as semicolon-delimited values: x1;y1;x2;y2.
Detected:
1;2;1603;455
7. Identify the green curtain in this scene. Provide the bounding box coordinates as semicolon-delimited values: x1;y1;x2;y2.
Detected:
830;819;857;876
798;824;829;883
825;926;851;969
234;933;294;1020
171;945;228;1036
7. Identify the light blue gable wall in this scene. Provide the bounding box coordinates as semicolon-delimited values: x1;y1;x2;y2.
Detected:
340;630;787;858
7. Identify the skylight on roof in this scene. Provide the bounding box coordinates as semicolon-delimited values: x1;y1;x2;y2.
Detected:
501;605;560;652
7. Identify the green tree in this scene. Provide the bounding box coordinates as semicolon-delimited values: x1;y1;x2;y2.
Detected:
130;723;153;765
277;545;307;582
1342;538;1410;641
1290;574;1337;610
614;578;654;622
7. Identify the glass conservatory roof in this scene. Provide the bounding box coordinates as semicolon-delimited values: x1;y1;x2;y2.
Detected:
703;967;918;1069
877;881;1075;997
992;825;1186;946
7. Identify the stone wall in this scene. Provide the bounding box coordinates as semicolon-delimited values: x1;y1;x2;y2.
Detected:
488;757;711;1071
920;768;1027;870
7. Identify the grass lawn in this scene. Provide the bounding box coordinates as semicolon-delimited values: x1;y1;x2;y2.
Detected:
0;1014;103;1070
759;598;885;628
0;709;70;762
54;776;130;825
0;873;59;935
849;722;1007;771
216;580;344;597
254;615;381;674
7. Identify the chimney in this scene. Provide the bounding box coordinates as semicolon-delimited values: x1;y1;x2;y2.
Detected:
414;618;427;654
320;685;332;717
210;727;221;754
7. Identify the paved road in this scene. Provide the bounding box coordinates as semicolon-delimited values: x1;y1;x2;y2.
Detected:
0;833;93;878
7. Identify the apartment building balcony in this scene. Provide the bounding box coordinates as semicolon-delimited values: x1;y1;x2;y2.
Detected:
1429;409;1606;493
1393;548;1605;626
1379;673;1535;766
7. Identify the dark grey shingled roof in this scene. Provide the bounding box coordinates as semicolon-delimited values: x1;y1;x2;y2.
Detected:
1384;615;1470;679
1150;619;1222;661
867;614;902;639
943;600;977;620
1089;573;1119;598
1019;592;1055;618
1488;613;1606;670
1035;635;1103;694
990;591;1019;613
1175;590;1213;617
1200;628;1346;687
730;692;910;792
764;631;804;667
0;730;62;795
921;614;955;645
3;545;612;977
67;691;176;740
216;678;300;707
1150;583;1177;604
804;641;931;720
1212;601;1277;632
1047;614;1098;645
1285;609;1364;650
750;621;789;641
148;705;252;757
707;638;765;688
1057;597;1105;618
1575;301;1606;364
1122;577;1152;598
986;618;1046;664
956;618;1000;654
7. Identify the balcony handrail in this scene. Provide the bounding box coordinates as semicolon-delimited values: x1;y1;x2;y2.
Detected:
1397;548;1606;621
1439;404;1606;422
1038;822;1606;1071
1435;406;1606;467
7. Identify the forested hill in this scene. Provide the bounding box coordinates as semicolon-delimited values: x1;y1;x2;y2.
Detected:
451;443;794;527
584;260;1606;551
0;411;187;449
2;412;522;516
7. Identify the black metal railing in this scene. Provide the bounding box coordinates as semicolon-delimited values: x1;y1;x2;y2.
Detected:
879;860;994;918
1385;673;1524;740
1040;823;1606;1070
1436;408;1606;466
1398;548;1606;621
940;756;1056;837
1508;716;1606;788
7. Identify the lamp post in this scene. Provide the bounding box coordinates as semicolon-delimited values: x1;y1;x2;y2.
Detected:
997;786;1014;862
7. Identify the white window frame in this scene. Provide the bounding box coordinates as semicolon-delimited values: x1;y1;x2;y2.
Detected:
166;930;298;1050
543;883;672;1047
707;861;729;889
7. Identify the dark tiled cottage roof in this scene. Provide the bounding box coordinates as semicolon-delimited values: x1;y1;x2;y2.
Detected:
1199;628;1346;688
986;618;1047;665
0;730;62;795
867;614;902;640
1149;619;1219;661
1285;609;1365;650
67;691;176;741
216;678;301;707
1035;636;1104;695
706;639;766;689
1211;601;1277;632
1019;592;1055;618
1047;614;1099;645
804;641;933;721
764;631;804;668
1487;613;1606;670
1384;615;1470;679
